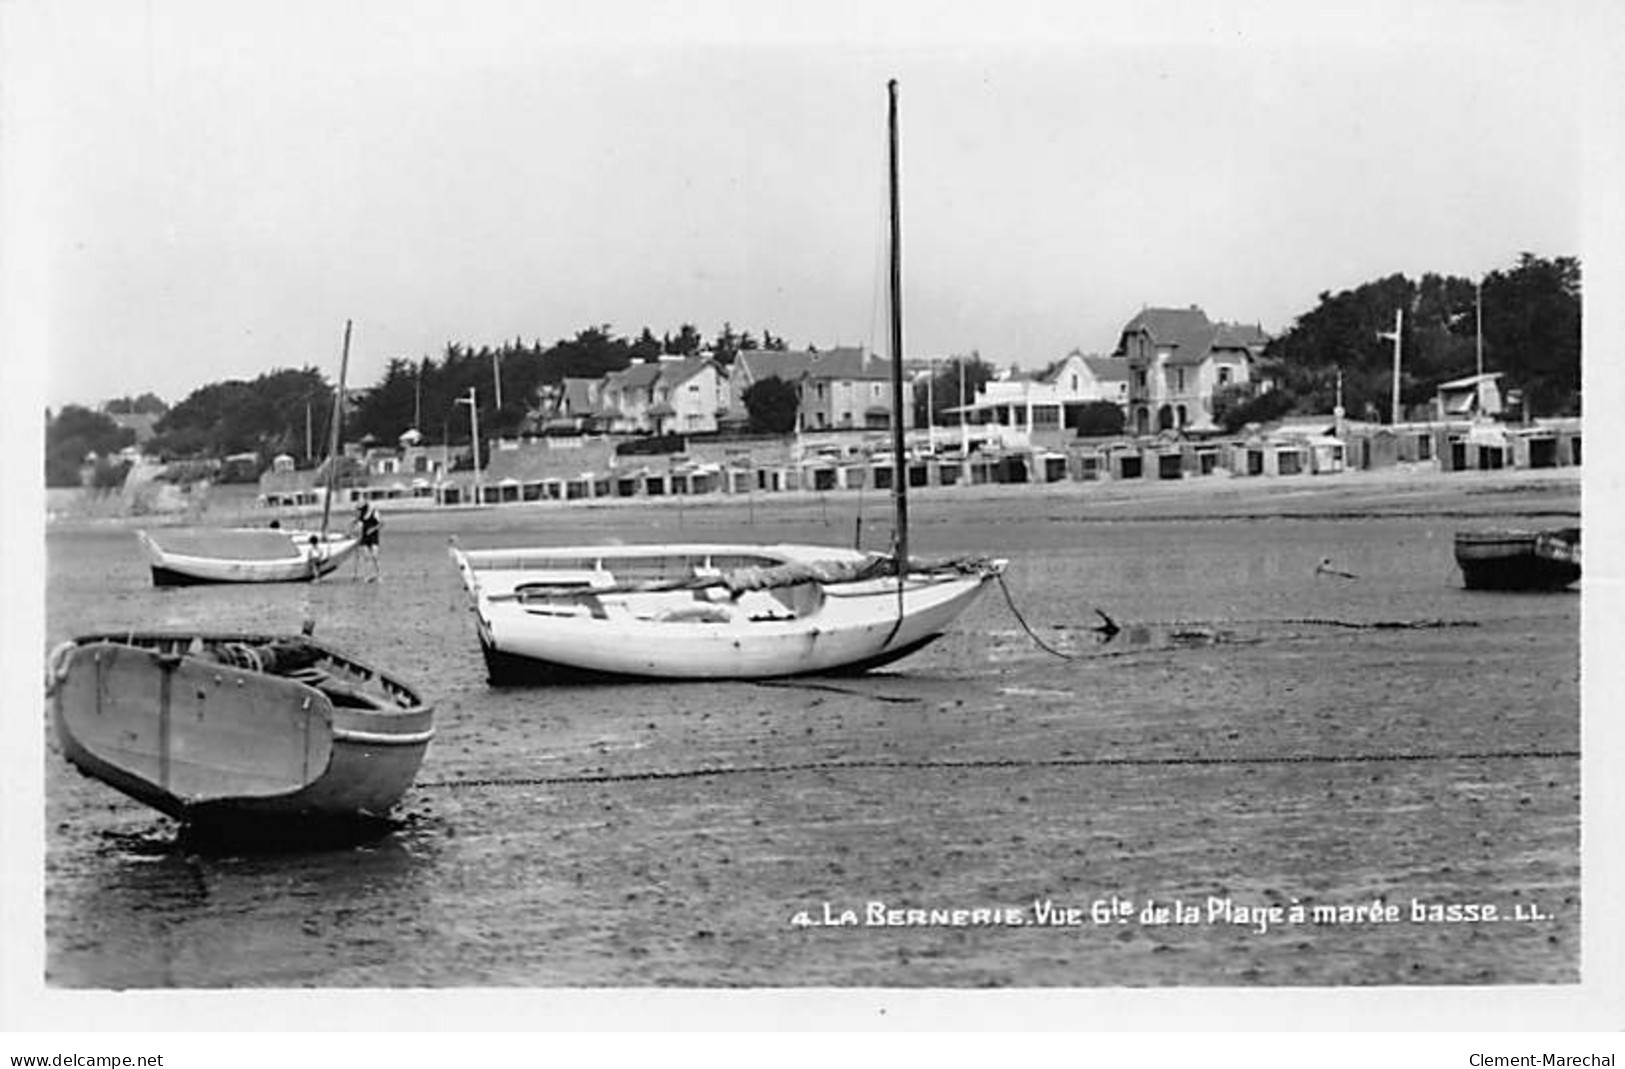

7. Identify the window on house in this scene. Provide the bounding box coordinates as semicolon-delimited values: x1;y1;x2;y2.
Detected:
1174;369;1185;392
1135;371;1147;389
1070;374;1079;392
1218;366;1231;386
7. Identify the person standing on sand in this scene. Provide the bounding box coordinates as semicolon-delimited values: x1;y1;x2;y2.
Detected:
307;534;327;582
352;501;383;582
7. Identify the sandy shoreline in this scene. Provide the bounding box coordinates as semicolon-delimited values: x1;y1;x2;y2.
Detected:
45;464;1582;533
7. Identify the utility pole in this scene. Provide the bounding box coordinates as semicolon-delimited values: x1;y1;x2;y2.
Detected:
1381;308;1404;425
456;387;482;505
1475;278;1485;415
959;357;969;454
1334;367;1346;440
926;358;936;452
492;350;503;412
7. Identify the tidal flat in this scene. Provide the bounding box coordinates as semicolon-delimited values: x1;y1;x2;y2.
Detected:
41;469;1581;988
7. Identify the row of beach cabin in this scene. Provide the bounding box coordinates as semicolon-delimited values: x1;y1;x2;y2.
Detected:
257;417;1581;511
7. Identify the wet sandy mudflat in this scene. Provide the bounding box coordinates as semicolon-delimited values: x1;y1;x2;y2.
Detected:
41;469;1581;987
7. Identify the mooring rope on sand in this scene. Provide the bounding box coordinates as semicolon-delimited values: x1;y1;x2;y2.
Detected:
995;572;1090;660
416;747;1579;792
992;572;1478;663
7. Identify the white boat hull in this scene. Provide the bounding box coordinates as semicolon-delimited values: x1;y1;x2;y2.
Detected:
139;528;361;586
47;632;434;835
452;542;1001;683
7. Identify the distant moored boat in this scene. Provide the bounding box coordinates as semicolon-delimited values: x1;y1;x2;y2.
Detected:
138;527;360;586
1453;527;1580;591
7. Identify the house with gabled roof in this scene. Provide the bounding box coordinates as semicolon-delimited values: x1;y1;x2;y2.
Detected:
728;346;913;432
650;356;728;435
1115;305;1269;434
598;360;666;434
529;377;605;434
598;356;727;435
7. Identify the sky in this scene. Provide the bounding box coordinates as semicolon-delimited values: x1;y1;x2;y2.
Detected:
3;1;1606;413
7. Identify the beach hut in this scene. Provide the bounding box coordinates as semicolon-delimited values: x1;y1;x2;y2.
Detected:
1345;425;1401;470
1304;436;1346;474
1465;422;1509;470
1072;449;1105;481
1116;449;1146;480
1036;451;1069;483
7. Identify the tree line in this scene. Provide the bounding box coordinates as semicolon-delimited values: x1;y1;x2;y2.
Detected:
44;322;790;485
1214;252;1579;432
45;253;1579;486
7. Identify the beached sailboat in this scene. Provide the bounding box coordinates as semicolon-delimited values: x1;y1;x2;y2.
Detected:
136;322;362;586
449;81;1004;683
138;527;361;586
47;631;434;832
1454;527;1580;590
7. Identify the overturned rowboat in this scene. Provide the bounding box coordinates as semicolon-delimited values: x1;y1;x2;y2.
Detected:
450;542;1003;684
47;632;433;834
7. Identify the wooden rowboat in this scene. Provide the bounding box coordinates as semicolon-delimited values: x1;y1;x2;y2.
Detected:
1453;527;1580;591
47;631;433;834
138;528;361;586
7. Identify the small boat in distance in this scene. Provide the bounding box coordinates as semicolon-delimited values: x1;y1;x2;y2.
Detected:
448;81;1005;683
1454;527;1580;591
138;526;360;586
48;631;434;836
135;320;360;587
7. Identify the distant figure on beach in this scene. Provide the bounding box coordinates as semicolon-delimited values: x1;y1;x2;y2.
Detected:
1315;557;1358;580
352;501;383;582
307;534;326;582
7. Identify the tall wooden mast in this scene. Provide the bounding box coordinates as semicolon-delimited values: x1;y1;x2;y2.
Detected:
887;79;909;579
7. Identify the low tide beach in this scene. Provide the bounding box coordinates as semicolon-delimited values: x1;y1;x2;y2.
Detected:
40;467;1581;989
